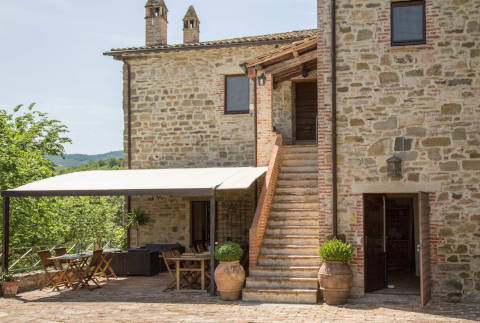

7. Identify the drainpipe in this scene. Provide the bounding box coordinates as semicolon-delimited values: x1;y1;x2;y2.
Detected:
125;60;132;248
331;0;338;238
254;77;258;167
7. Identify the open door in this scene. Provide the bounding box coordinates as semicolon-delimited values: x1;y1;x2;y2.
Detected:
364;194;387;292
419;192;432;307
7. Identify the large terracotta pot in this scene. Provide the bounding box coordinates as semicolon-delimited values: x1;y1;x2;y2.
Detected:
214;261;245;300
318;261;352;305
1;281;19;297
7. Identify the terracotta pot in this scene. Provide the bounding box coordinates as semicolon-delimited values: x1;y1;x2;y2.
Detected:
214;260;245;300
318;261;352;305
1;281;19;297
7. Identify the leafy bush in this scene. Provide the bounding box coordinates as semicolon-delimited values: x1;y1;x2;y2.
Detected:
318;239;354;263
0;272;16;282
214;242;243;262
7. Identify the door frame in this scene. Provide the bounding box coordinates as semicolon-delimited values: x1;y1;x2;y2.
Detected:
293;80;318;144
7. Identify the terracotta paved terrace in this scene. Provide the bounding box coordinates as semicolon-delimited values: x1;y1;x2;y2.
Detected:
0;273;478;322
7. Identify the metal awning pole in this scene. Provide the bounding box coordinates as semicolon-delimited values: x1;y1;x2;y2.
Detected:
209;190;216;296
2;196;10;272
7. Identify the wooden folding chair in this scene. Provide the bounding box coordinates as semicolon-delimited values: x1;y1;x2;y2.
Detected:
38;250;63;290
193;241;206;253
80;249;103;290
94;251;117;281
161;249;195;290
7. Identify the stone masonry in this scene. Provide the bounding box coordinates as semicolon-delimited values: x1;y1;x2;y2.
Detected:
317;0;480;301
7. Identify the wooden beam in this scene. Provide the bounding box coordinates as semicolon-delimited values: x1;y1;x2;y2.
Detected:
247;38;317;68
263;50;317;75
2;197;10;272
273;61;317;84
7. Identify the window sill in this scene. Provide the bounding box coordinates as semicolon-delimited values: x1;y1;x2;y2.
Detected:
388;44;433;52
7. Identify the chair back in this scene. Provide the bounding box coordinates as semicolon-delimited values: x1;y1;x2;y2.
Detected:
89;249;103;268
54;247;67;257
161;249;180;272
38;250;55;269
193;241;206;253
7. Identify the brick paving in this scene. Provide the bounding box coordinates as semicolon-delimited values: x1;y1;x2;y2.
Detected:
0;274;478;322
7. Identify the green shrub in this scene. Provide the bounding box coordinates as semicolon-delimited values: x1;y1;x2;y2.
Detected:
214;242;243;262
0;272;16;282
318;239;354;263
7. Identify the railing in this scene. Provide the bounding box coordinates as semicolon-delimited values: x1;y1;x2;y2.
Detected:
249;133;283;267
0;240;114;274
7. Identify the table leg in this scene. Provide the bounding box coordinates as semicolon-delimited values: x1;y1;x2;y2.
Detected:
201;260;205;290
176;260;180;291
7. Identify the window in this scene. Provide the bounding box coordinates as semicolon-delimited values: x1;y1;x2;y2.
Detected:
225;75;249;114
391;1;426;46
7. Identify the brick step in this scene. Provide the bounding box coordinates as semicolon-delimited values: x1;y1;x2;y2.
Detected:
266;225;319;236
277;180;317;188
280;166;317;173
269;216;319;226
250;265;319;278
278;172;317;180
282;152;317;161
263;235;319;245
246;277;318;289
260;244;318;255
271;202;320;210
282;159;317;167
275;187;317;195
270;209;319;217
282;145;317;153
273;194;318;203
242;288;318;304
258;254;321;266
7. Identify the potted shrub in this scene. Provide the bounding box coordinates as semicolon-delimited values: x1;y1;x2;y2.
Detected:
214;242;245;301
318;239;354;305
1;272;19;297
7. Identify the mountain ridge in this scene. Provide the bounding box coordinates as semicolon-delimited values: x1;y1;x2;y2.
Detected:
47;150;124;168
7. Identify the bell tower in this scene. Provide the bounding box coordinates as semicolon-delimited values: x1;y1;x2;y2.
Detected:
145;0;168;46
183;6;200;44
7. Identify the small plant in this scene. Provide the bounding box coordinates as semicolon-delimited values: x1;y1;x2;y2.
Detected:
0;272;16;282
318;239;354;263
126;209;150;246
215;242;243;262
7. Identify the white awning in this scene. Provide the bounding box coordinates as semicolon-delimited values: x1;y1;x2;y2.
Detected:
2;167;267;197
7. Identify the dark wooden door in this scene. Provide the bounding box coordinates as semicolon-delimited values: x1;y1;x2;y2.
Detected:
295;82;317;142
191;201;210;248
419;192;432;307
364;194;387;292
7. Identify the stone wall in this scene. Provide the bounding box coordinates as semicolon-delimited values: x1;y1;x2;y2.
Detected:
318;0;480;300
131;187;256;250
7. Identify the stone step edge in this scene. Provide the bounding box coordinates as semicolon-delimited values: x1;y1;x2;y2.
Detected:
259;255;321;259
266;225;320;229
264;235;319;239
243;288;318;294
261;244;318;248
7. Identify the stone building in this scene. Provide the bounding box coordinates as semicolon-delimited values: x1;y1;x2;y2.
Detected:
105;0;479;305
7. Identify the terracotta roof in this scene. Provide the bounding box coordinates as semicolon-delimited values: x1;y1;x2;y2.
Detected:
183;5;199;21
104;29;317;56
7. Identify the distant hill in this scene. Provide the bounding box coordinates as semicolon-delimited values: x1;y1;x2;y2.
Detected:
47;151;124;169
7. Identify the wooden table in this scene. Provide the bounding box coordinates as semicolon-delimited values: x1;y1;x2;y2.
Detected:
167;254;211;291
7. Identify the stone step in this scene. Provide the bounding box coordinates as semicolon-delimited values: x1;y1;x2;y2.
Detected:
273;194;318;203
282;145;317;154
271;202;319;210
263;235;319;245
270;209;319;217
269;216;319;226
281;166;317;173
260;244;318;255
282;152;317;161
246;277;318;290
258;255;321;266
277;180;317;188
266;226;319;236
242;288;318;304
275;187;317;195
282;159;317;167
278;172;317;180
250;265;320;278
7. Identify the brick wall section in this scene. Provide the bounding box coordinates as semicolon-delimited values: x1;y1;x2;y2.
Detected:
256;74;277;166
146;15;167;46
184;28;199;44
249;134;282;267
318;0;480;301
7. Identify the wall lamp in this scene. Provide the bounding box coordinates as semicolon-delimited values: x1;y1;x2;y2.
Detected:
257;73;266;86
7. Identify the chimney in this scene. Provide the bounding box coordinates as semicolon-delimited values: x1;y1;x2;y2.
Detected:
183;5;200;44
145;0;168;46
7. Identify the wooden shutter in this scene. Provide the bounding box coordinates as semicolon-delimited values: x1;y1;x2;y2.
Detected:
419;192;432;307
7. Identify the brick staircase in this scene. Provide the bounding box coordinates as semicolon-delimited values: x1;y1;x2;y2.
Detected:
243;145;320;304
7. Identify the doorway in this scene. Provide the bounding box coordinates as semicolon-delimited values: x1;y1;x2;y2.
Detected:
190;201;210;252
364;193;430;300
294;82;317;144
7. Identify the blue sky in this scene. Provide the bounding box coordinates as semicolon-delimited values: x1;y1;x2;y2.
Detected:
0;0;316;154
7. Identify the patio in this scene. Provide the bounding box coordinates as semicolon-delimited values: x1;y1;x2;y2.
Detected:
1;273;479;322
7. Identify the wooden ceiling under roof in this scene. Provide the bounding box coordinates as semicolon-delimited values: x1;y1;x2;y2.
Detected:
246;37;317;85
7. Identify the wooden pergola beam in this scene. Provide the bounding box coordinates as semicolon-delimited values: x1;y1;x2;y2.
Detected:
262;50;317;75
